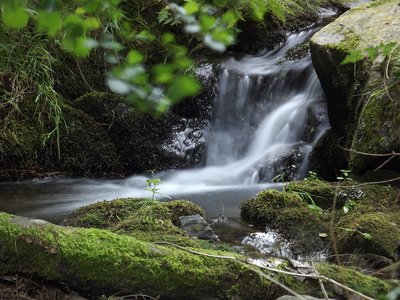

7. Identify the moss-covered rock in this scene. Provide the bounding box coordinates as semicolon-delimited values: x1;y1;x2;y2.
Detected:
39;103;123;176
240;190;327;255
63;198;206;245
317;263;398;298
64;198;204;228
335;212;400;259
310;0;400;175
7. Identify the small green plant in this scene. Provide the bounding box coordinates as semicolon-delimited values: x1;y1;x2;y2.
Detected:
337;169;351;181
342;199;356;215
294;190;324;216
145;178;171;200
339;227;373;240
305;170;320;181
145;178;162;200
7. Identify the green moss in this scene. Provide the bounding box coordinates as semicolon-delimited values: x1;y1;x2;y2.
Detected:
349;73;400;173
240;189;326;250
64;198;209;246
165;200;206;226
317;263;397;298
0;212;277;299
65;198;204;228
335;212;400;258
287;179;337;209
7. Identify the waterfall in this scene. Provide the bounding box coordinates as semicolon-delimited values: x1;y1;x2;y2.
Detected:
163;28;330;186
0;26;333;223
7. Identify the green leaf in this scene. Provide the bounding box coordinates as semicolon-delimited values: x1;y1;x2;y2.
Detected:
362;232;373;240
184;2;200;15
162;33;175;44
153;64;174;84
341;50;364;64
167;76;201;103
126;50;144;64
343;206;349;214
199;15;216;32
212;29;235;45
37;11;62;36
136;30;155;42
222;10;238;28
2;5;29;29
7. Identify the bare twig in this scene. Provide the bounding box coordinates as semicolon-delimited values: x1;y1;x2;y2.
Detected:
312;261;329;300
374;154;396;171
350;176;400;187
340;147;400;158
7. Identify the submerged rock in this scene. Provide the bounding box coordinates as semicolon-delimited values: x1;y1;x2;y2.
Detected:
310;0;400;175
179;214;218;240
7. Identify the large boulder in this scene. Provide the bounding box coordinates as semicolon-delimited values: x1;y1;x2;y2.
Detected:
310;0;400;175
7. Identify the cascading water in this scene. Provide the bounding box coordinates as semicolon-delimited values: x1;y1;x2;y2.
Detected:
162;28;329;187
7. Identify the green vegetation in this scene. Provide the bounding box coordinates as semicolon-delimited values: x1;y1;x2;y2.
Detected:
63;198;207;245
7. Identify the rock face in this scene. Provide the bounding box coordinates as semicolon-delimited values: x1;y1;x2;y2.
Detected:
310;0;400;175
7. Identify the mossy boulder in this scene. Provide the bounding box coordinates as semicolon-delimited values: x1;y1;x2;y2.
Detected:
317;263;397;298
240;190;327;255
335;212;400;259
63;198;206;245
310;0;400;175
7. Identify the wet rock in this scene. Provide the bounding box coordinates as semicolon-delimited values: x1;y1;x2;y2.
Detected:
310;0;400;175
308;129;348;180
242;231;292;258
179;214;218;240
259;147;304;182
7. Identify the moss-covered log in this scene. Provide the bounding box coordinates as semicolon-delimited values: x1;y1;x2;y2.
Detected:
0;212;275;299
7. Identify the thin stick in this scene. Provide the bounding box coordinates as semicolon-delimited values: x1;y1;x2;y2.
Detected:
312;261;329;300
340;147;400;157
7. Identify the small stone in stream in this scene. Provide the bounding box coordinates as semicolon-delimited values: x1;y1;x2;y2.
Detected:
179;214;218;240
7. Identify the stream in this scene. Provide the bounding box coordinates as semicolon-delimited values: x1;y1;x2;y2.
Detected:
0;14;336;248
